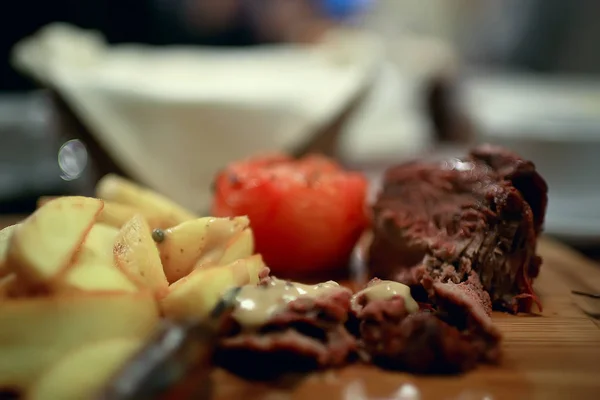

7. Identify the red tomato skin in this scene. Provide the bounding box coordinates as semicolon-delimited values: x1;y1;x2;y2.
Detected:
211;154;368;277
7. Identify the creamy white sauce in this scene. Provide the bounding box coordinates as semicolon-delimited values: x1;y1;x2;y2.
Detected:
232;278;341;327
353;280;418;313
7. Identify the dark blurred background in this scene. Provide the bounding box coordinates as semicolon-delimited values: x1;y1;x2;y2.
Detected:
1;0;600;249
4;0;600;92
0;0;362;211
1;0;331;91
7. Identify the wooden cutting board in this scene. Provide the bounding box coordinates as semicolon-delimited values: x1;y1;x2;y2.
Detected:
1;217;598;399
212;237;600;400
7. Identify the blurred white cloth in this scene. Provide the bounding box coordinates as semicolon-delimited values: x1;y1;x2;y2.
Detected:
336;61;436;165
337;32;460;164
459;72;600;244
12;23;455;211
12;23;382;211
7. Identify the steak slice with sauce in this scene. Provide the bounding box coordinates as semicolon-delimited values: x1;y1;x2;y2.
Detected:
350;278;501;374
214;278;356;379
369;145;548;313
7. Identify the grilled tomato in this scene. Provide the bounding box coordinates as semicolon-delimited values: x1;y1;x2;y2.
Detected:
211;154;368;277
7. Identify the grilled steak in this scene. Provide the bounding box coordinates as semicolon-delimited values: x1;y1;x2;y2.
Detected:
369;145;548;312
214;278;356;379
350;278;501;374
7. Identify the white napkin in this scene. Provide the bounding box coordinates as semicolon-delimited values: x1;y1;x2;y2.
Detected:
13;23;382;212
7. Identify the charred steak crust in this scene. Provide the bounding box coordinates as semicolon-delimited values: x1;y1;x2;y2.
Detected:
215;288;356;379
369;145;548;313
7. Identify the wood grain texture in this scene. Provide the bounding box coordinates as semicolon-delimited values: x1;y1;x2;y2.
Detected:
212;236;600;400
1;217;598;399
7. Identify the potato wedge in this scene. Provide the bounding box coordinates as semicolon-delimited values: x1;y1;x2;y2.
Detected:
193;219;253;271
44;223;136;294
98;201;156;229
7;197;103;285
75;223;119;264
0;273;16;298
0;292;159;389
0;224;19;278
114;214;169;297
158;216;250;283
57;264;139;295
39;196;166;230
36;195;56;208
160;254;266;320
96;174;197;228
0;273;46;299
29;338;144;400
218;227;255;266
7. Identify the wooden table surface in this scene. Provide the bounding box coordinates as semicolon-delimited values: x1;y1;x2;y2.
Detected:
1;216;599;400
212;237;600;400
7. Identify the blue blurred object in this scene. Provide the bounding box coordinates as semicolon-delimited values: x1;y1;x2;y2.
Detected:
321;0;373;20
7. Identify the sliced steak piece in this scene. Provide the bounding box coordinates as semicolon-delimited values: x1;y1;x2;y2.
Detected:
214;278;356;379
361;311;480;374
369;145;548;313
351;278;502;374
424;271;502;363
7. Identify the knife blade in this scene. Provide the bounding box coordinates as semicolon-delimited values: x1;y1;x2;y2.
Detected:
95;286;242;400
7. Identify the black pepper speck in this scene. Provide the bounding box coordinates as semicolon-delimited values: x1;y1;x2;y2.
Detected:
151;229;165;243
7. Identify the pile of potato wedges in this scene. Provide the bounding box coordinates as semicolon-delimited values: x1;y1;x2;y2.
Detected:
0;174;266;399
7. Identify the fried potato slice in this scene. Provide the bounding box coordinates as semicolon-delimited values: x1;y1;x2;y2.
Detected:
29;338;144;400
36;196;56;208
57;264;138;295
218;227;255;266
0;273;16;298
0;273;45;299
157;216;251;284
160;254;266;320
81;223;119;263
96;200;149;229
54;224;138;294
114;215;169;297
38;196;168;230
0;224;19;278
0;292;158;389
7;196;103;286
96;174;197;229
